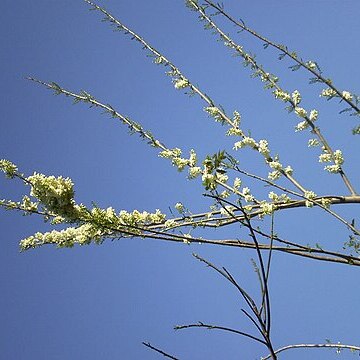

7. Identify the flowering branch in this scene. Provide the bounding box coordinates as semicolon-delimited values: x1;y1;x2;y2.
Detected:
203;0;360;120
83;0;311;195
187;0;357;195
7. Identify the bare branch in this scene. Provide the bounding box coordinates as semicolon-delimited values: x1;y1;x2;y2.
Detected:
262;342;360;359
142;342;179;360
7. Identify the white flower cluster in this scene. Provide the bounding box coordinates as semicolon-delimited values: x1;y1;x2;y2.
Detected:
175;202;184;213
295;120;309;132
21;195;38;212
268;192;291;203
258;139;270;157
304;190;317;208
320;88;337;98
268;164;292;181
294;107;307;118
174;78;189;89
159;148;199;173
204;106;223;123
233;136;257;150
233;177;242;189
306;61;317;70
27;172;76;217
241;187;254;202
19;223;104;251
342;91;352;101
259;201;277;217
321;198;332;208
309;109;318;122
117;208;166;226
227;127;243;136
0;196;38;213
164;219;176;229
319;149;344;174
273;89;291;102
233;110;241;127
268;170;281;181
202;172;216;190
0;159;18;178
292;90;302;106
188;166;202;179
319;153;332;163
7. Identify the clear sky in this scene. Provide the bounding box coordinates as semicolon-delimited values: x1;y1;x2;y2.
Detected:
1;1;360;359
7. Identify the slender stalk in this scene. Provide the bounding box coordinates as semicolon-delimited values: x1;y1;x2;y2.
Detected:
175;322;266;345
142;342;179;360
262;342;360;359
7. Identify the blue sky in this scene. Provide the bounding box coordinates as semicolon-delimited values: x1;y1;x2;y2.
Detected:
1;1;360;359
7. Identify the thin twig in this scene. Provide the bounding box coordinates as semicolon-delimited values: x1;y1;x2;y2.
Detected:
175;322;266;345
262;342;360;359
142;342;179;360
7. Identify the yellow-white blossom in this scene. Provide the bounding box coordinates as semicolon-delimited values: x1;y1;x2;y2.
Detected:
294;107;307;118
233;177;242;189
188;166;202;179
273;89;291;102
175;202;184;213
304;190;317;208
342;91;352;101
295;120;309;132
292;90;302;106
319;153;332;163
309;109;318;122
174;78;189;89
268;170;281;181
306;61;317;70
320;88;337;98
0;159;18;178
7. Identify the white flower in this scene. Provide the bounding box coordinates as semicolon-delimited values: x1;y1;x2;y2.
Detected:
284;166;293;175
175;202;184;213
232;110;241;126
306;61;317;70
174;78;189;89
269;160;282;171
309;109;318;122
241;187;254;202
295;120;309;132
233;177;242;189
260;201;277;216
268;170;281;181
294;107;307;118
333;150;344;165
292;90;301;106
188;166;202;179
342;91;352;101
304;190;317;207
319;153;332;163
258;139;270;156
273;90;291;102
268;192;278;201
320;88;337;98
324;164;341;174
